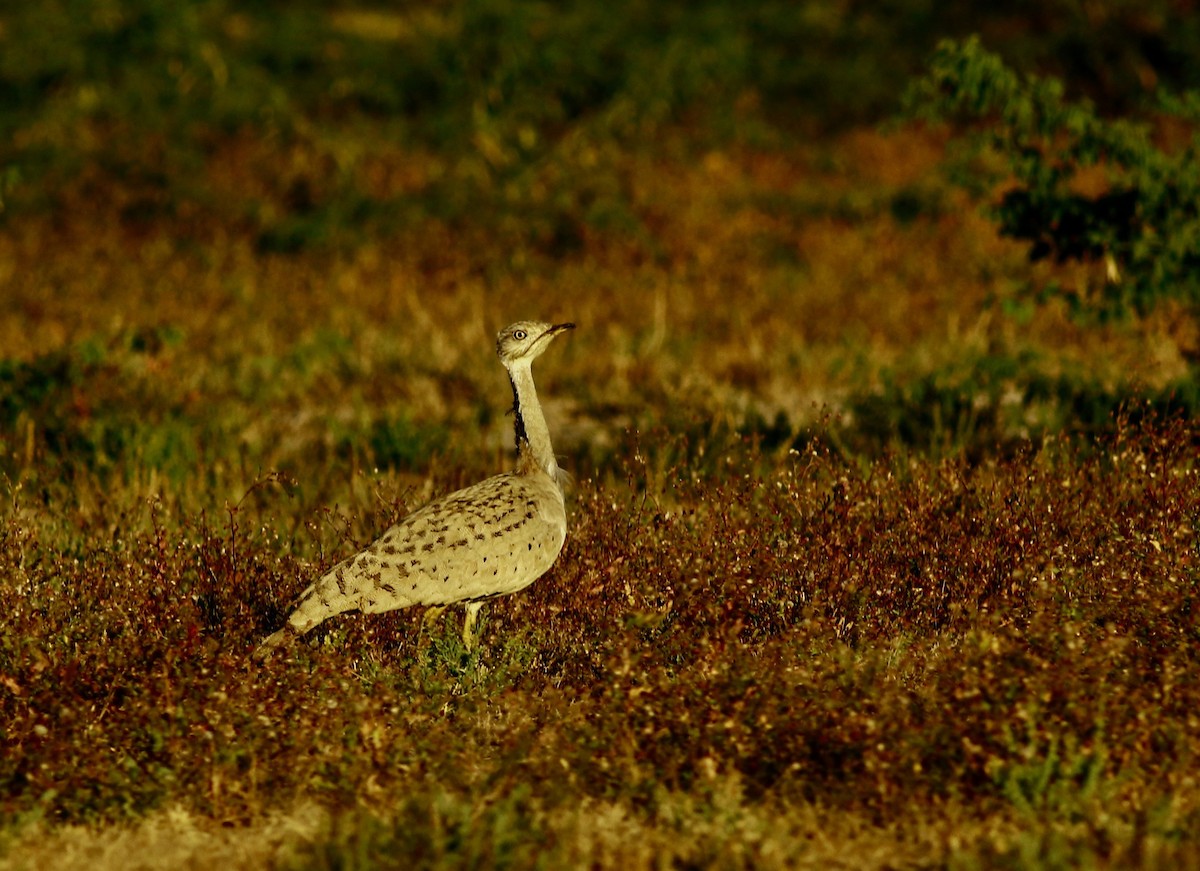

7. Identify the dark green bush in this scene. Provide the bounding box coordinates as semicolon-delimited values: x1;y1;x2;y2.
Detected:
904;37;1200;315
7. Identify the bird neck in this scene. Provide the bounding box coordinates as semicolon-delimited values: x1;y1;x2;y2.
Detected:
507;362;557;478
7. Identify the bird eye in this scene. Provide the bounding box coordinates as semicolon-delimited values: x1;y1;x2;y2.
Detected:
513;330;527;340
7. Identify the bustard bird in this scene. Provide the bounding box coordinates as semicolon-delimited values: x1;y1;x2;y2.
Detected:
254;320;574;658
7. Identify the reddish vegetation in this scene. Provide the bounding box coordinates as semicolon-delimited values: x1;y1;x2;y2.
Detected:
2;416;1197;864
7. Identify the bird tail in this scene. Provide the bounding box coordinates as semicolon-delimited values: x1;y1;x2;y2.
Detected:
251;625;297;662
251;574;338;661
253;557;368;661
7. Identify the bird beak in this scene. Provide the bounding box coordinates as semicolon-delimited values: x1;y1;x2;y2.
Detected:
548;322;576;335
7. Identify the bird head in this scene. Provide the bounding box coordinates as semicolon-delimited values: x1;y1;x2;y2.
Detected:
496;321;575;368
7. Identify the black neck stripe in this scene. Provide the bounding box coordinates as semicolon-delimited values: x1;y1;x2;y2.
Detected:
509;373;528;450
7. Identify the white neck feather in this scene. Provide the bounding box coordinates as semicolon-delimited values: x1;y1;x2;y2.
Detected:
507;362;557;479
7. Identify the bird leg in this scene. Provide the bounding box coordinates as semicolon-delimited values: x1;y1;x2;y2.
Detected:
462;601;484;650
423;604;447;629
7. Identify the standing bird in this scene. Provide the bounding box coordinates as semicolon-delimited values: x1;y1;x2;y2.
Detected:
254;320;574;658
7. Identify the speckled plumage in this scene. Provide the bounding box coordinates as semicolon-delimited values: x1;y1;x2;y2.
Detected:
255;320;573;657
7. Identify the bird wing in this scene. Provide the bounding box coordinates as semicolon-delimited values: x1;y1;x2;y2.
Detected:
283;470;566;635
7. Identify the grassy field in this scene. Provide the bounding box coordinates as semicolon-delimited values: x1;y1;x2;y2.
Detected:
2;3;1200;869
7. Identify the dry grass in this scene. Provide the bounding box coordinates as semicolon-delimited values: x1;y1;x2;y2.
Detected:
0;805;327;871
1;122;1199;869
10;790;1166;871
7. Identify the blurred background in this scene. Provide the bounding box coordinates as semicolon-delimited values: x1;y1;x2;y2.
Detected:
1;0;1198;499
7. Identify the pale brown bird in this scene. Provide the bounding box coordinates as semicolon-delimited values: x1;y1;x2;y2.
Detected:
255;320;574;658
